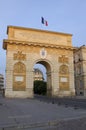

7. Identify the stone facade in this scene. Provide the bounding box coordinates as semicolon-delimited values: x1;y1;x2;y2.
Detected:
3;26;75;98
74;45;86;96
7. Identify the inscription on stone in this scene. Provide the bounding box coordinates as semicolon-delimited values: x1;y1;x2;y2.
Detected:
60;77;67;82
15;76;24;82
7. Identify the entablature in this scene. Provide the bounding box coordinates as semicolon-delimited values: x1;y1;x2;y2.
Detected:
3;39;74;51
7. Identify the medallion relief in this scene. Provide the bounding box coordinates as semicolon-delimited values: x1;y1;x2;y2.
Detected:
40;48;47;59
59;65;69;74
13;62;26;73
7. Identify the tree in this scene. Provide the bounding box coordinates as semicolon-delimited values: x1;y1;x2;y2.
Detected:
34;80;47;95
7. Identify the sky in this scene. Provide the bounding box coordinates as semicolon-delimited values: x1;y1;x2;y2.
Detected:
0;0;86;78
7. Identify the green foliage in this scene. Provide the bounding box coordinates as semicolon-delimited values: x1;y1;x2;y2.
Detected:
34;80;47;95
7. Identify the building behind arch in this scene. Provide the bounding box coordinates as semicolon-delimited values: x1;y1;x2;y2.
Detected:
74;45;86;96
34;68;44;81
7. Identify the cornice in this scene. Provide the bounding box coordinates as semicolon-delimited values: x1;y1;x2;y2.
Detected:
73;45;86;53
3;39;74;50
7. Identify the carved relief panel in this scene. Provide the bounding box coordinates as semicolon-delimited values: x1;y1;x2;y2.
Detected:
58;55;69;63
59;65;69;90
14;51;26;61
13;62;26;91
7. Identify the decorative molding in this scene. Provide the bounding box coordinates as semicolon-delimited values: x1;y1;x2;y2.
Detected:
3;39;74;50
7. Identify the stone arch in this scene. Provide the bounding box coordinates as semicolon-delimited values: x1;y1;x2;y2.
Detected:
32;59;53;71
59;65;69;90
3;26;75;98
13;62;26;91
33;59;53;96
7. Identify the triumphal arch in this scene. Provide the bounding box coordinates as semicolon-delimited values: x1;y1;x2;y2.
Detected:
3;26;75;98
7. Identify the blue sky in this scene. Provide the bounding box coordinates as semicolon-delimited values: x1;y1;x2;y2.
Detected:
0;0;86;77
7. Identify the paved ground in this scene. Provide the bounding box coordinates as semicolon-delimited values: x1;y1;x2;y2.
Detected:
0;95;86;130
35;95;86;109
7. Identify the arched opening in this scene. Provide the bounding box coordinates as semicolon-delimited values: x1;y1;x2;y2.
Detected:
33;60;52;96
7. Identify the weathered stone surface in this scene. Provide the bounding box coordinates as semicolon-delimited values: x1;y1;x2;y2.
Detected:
3;26;75;98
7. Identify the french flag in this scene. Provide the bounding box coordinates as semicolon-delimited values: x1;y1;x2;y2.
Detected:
41;17;48;26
